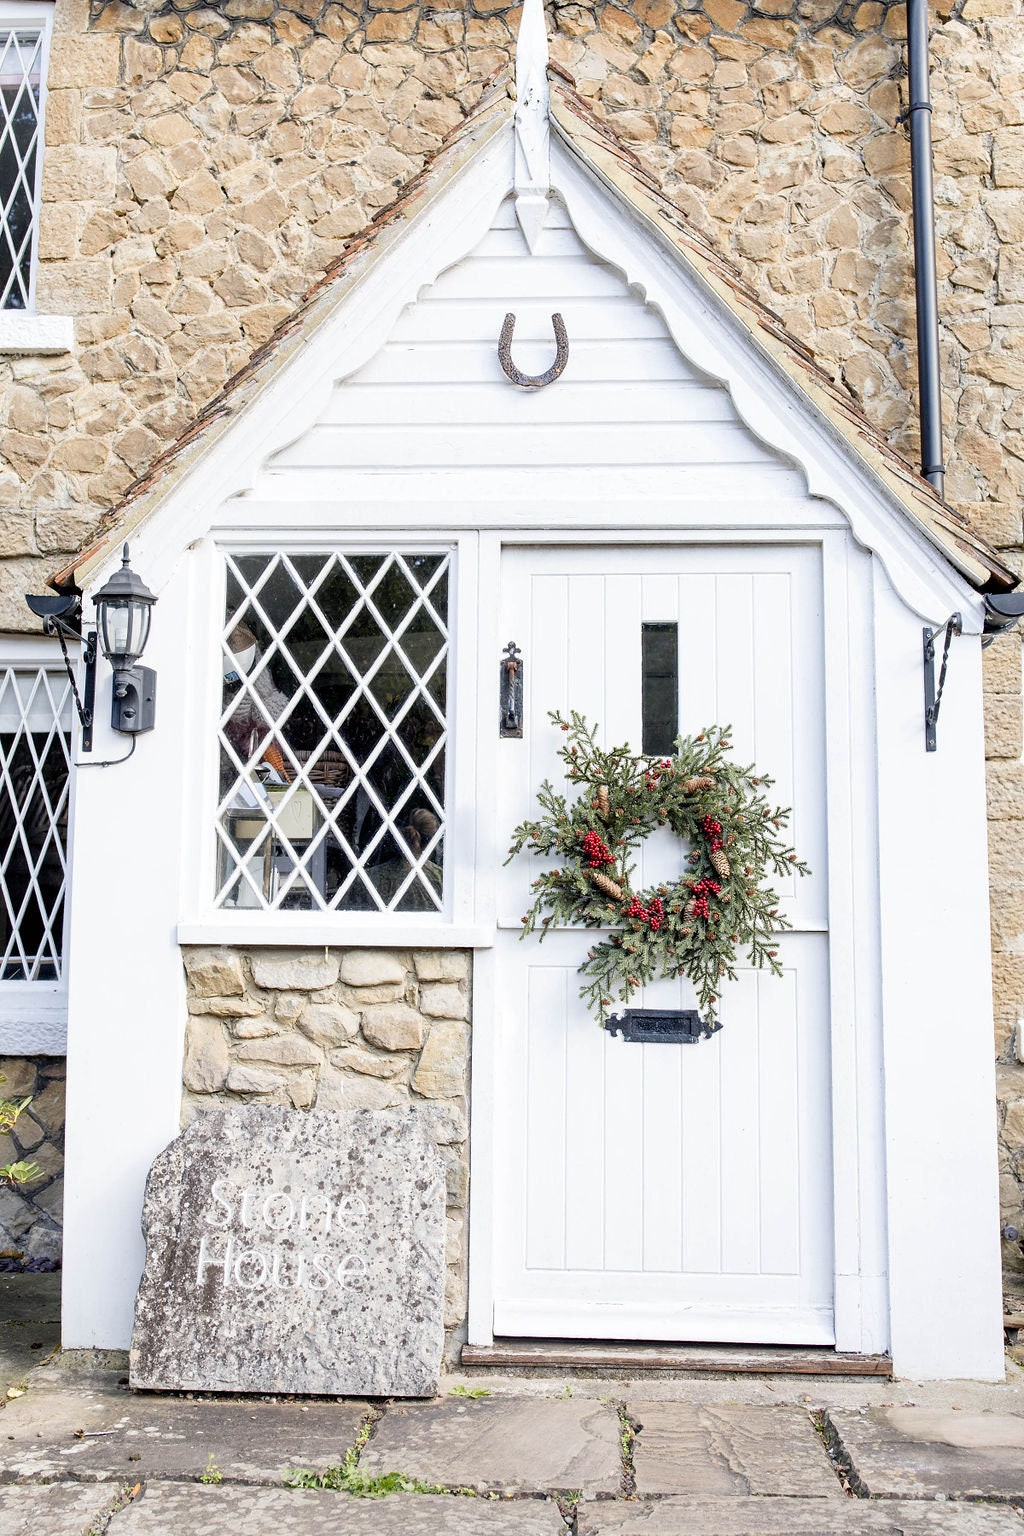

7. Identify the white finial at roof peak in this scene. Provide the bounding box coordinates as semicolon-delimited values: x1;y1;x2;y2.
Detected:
514;0;550;253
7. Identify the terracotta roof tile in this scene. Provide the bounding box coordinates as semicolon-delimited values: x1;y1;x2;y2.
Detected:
49;72;515;590
548;77;1015;592
51;63;1015;597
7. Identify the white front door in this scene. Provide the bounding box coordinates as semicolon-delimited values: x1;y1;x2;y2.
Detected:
490;544;833;1345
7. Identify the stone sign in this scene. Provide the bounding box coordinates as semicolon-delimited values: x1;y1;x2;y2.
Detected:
130;1106;446;1397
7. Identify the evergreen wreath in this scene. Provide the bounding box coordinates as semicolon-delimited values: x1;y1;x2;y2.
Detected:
506;711;810;1030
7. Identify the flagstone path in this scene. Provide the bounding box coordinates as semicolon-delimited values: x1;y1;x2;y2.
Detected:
1;1277;1023;1535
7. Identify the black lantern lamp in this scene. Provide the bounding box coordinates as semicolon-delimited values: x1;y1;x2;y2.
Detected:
93;544;157;735
25;543;157;754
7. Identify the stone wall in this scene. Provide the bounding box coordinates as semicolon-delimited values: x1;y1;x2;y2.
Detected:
988;637;1024;1284
0;1057;65;1263
2;0;1022;1284
5;0;1022;630
181;946;471;1358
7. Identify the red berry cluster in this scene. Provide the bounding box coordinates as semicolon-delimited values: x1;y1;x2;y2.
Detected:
701;814;723;851
581;830;614;868
643;759;672;791
690;876;722;921
626;894;665;931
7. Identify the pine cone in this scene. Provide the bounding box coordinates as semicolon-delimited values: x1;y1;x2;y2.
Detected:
709;847;731;880
590;869;623;901
596;784;610;817
684;898;698;919
683;774;715;794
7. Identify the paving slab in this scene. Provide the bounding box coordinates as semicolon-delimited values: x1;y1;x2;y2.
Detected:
0;1393;368;1484
0;1483;118;1536
361;1396;622;1495
827;1407;1024;1500
0;1320;59;1394
0;1272;60;1324
577;1496;1024;1535
629;1403;841;1498
107;1484;568;1535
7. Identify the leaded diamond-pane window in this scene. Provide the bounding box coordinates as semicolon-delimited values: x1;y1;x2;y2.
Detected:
217;551;450;913
0;24;45;311
0;668;72;980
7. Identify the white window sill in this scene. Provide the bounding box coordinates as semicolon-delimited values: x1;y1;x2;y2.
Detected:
0;990;67;1055
177;917;495;950
0;313;73;355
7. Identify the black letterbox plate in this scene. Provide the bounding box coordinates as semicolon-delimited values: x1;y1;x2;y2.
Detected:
606;1009;717;1044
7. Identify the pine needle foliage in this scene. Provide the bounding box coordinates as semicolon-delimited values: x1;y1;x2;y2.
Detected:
506;711;810;1028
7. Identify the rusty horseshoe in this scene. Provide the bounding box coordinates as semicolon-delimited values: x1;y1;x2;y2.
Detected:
498;312;569;389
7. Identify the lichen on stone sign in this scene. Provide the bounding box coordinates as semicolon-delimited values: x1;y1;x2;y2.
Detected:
130;1105;446;1397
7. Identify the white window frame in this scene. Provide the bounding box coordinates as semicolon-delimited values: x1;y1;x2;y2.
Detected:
0;2;73;354
0;633;76;1054
177;531;486;949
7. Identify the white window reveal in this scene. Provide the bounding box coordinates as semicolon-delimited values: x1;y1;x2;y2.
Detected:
216;550;451;915
0;663;72;982
0;6;71;354
0;10;47;312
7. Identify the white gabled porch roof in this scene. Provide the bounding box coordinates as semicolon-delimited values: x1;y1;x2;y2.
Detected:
49;29;1014;609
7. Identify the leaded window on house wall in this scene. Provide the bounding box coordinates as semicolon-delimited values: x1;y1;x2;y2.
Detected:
216;551;450;914
0;13;49;311
0;666;72;980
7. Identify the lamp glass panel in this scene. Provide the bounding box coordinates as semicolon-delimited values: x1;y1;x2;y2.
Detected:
100;598;150;665
133;602;152;658
100;599;131;661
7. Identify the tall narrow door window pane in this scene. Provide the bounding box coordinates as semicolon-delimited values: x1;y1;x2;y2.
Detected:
0;25;45;311
216;551;450;914
0;668;73;980
641;621;678;755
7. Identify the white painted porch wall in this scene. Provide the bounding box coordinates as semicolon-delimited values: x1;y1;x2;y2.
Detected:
59;187;1004;1376
249;197;813;513
872;563;1004;1379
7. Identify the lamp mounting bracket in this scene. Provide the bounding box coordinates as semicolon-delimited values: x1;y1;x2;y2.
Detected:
25;590;95;752
923;610;961;752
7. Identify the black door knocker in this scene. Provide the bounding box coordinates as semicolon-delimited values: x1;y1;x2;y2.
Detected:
500;641;523;738
498;312;569;389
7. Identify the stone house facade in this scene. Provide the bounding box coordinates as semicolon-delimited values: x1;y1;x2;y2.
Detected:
0;0;1022;1321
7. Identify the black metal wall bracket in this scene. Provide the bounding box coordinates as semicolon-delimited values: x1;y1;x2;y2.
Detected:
923;611;961;752
499;641;523;738
606;1008;719;1044
25;592;96;753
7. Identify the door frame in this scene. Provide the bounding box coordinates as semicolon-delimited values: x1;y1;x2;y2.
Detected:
467;527;890;1357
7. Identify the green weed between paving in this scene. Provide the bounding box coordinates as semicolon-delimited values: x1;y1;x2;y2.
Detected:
284;1414;482;1499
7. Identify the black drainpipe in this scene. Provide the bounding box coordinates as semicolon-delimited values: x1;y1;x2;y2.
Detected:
906;0;945;499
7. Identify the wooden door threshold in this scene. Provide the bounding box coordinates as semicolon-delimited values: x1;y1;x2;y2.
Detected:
461;1339;893;1377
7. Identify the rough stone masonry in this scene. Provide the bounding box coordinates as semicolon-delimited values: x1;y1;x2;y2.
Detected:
181;945;471;1357
2;0;1022;1281
130;1104;447;1395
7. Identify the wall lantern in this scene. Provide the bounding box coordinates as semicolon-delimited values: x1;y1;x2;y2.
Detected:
26;543;157;756
92;545;157;736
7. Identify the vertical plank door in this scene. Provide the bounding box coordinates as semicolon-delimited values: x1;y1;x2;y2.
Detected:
491;544;833;1344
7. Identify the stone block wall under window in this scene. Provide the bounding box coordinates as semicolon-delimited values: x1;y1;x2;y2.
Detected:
181;945;470;1361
